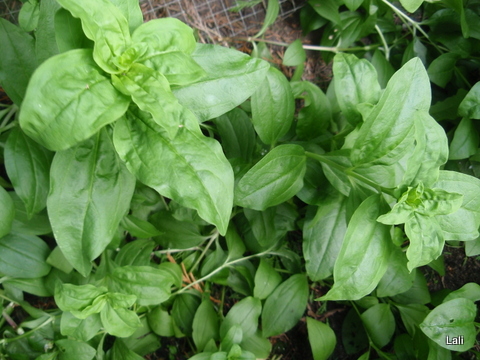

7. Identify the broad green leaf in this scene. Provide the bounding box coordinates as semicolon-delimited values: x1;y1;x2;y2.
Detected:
376;247;415;297
291;81;331;140
112;63;184;138
5;128;54;218
0;233;51;278
173;44;269;122
220;297;261;339
255;0;279;37
9;192;52;236
148;306;174;337
309;0;340;24
458;81;480;119
109;339;144;360
225;224;246;261
283;39;306;66
465;237;480;256
352;58;430;165
405;213;444;271
303;193;347;281
3;277;51;297
47;130;135;276
262;274;309;337
100;304;142;338
109;0;143;33
251;66;295;145
20;49;130;151
361;304;395;348
54;9;93;53
172;292;202;335
333;53;381;125
420;298;476;351
108;266;175;306
0;18;37;105
56;339;96;360
306;318;336;360
449;117;479;160
234;144;306;210
370;49;395;89
214;108;256;162
132;18;197;54
400;0;424;13
427;338;452;360
193;300;220;352
0;186;14;238
35;0;61;64
427;53;460;88
113;110;233;235
60;312;102;341
442;283;480;303
433;171;480;240
240;330;271;359
221;326;243;353
320;195;392;300
392;270;431;305
47;246;73;274
253;259;282;300
317;151;352;197
56;0;131;73
18;0;40;32
121;216;162;239
55;284;108;312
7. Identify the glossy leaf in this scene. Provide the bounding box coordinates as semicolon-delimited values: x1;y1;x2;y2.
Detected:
108;266;175;306
55;284;108;312
0;233;51;278
251;66;295;145
60;311;102;342
113;110;233;235
193;300;220;352
18;0;40;32
307;318;336;360
47;130;135;276
352;58;430;165
420;298;476;351
283;39;306;66
0;186;14;238
5;128;54;218
121;216;162;239
220;297;261;339
173;44;269;122
234;144;306;210
101;304;142;338
148;306;175;337
0;18;37;105
56;0;131;73
449;117;479;160
262;274;309;337
20;49;130;151
253;259;282;300
361;304;395;348
320;195;392;300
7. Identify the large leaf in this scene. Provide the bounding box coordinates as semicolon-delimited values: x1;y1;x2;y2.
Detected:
56;0;131;73
351;58;430;165
262;274;309;337
5;128;54;218
234;144;306;210
55;339;96;360
47;129;135;276
20;49;130;151
0;18;37;105
173;44;269;121
251;66;295;145
361;304;395;348
113;109;234;235
0;233;51;278
320;195;392;300
192;300;220;352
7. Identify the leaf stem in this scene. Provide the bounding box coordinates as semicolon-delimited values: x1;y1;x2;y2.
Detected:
189;229;219;273
375;24;390;61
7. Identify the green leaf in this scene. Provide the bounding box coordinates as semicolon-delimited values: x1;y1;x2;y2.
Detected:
148;306;175;337
361;304;395;348
0;18;37;105
60;311;102;341
20;49;130;151
392;270;431;305
303;193;348;281
255;0;279;37
400;0;424;13
307;318;336;360
121;216;162;239
352;58;430;165
109;0;143;33
172;292;202;335
342;309;368;354
449;117;479;160
55;284;108;312
54;8;93;53
47;246;74;274
320;195;392;300
173;44;269;122
193;300;220;352
291;81;331;140
100;303;142;338
0;233;51;278
47;129;135;276
333;53;381;125
420;298;477;351
9;192;52;236
35;0;61;64
251;66;295;145
234;144;306;210
283;39;306;66
240;330;271;359
458;81;480;119
0;186;14;238
262;274;309;337
253;259;282;300
19;0;40;32
109;339;144;360
370;50;395;89
427;53;460;88
220;296;261;340
108;266;175;306
376;247;415;297
442;283;480;303
5;128;54;218
56;0;131;73
113;110;233;235
56;339;96;360
309;0;340;24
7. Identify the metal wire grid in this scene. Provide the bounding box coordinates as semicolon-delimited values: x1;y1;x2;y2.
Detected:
1;0;304;38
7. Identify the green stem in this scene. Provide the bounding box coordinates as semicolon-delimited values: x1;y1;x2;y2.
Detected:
154;246;202;255
189;230;219;273
375;24;390;61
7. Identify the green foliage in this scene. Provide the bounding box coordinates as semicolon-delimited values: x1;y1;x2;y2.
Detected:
1;0;480;358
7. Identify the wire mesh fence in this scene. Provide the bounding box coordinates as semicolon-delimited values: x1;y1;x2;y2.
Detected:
1;0;304;39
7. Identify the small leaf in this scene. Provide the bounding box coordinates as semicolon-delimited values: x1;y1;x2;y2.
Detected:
307;318;336;360
283;39;306;66
458;81;480;119
220;297;262;339
427;53;460;88
449;117;479;160
193;300;220;352
400;0;424;13
18;0;40;32
253;259;282;300
255;0;279;37
100;304;142;338
172;292;202;335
